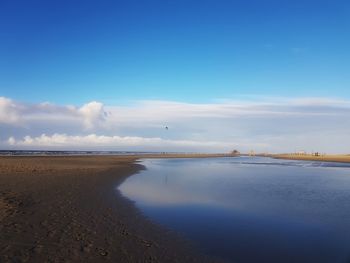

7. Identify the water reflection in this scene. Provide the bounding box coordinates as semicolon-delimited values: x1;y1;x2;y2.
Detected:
119;157;350;263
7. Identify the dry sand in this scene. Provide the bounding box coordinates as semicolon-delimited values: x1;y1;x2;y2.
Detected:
0;154;227;263
273;154;350;163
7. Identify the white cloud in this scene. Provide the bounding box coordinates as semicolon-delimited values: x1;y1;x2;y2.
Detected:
0;97;107;130
6;133;248;152
0;97;21;124
1;96;350;153
78;101;107;129
107;97;350;125
7;136;16;146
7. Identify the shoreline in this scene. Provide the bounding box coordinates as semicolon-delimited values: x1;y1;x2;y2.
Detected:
2;153;349;262
0;154;224;263
271;154;350;163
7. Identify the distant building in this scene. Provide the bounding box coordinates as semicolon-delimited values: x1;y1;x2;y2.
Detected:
231;150;240;156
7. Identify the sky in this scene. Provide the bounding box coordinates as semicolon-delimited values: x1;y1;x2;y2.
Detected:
0;0;350;153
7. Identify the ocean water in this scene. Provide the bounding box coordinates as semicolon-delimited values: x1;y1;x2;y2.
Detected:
119;157;350;263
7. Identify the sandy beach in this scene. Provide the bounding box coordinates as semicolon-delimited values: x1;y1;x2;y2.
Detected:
272;154;350;163
0;154;227;263
3;153;348;262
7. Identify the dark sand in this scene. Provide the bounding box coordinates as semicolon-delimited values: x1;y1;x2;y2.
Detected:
0;155;226;263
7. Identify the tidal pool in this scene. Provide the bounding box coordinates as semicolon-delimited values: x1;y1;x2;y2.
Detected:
119;157;350;263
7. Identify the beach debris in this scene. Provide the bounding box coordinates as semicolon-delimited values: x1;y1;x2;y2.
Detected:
81;243;93;253
98;248;108;256
140;239;153;247
31;244;43;254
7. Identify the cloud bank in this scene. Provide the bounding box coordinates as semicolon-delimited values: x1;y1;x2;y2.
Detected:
0;97;107;130
1;96;350;153
6;134;238;152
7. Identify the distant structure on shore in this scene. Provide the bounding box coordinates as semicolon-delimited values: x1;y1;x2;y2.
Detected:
249;150;255;156
292;151;325;157
231;149;240;156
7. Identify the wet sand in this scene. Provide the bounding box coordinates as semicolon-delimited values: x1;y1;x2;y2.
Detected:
273;154;350;163
0;155;226;263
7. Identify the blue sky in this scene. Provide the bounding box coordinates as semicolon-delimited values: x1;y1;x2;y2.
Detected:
1;0;349;104
1;1;350;153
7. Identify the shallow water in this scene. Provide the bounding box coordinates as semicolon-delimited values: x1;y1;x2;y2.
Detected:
119;157;350;263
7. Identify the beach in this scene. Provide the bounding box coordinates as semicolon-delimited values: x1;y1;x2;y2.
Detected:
0;155;226;263
272;154;350;163
2;153;349;263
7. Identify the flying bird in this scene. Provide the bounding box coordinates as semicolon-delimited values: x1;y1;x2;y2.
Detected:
165;126;168;130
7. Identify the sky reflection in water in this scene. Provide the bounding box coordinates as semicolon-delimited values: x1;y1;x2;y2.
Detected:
119;157;350;263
